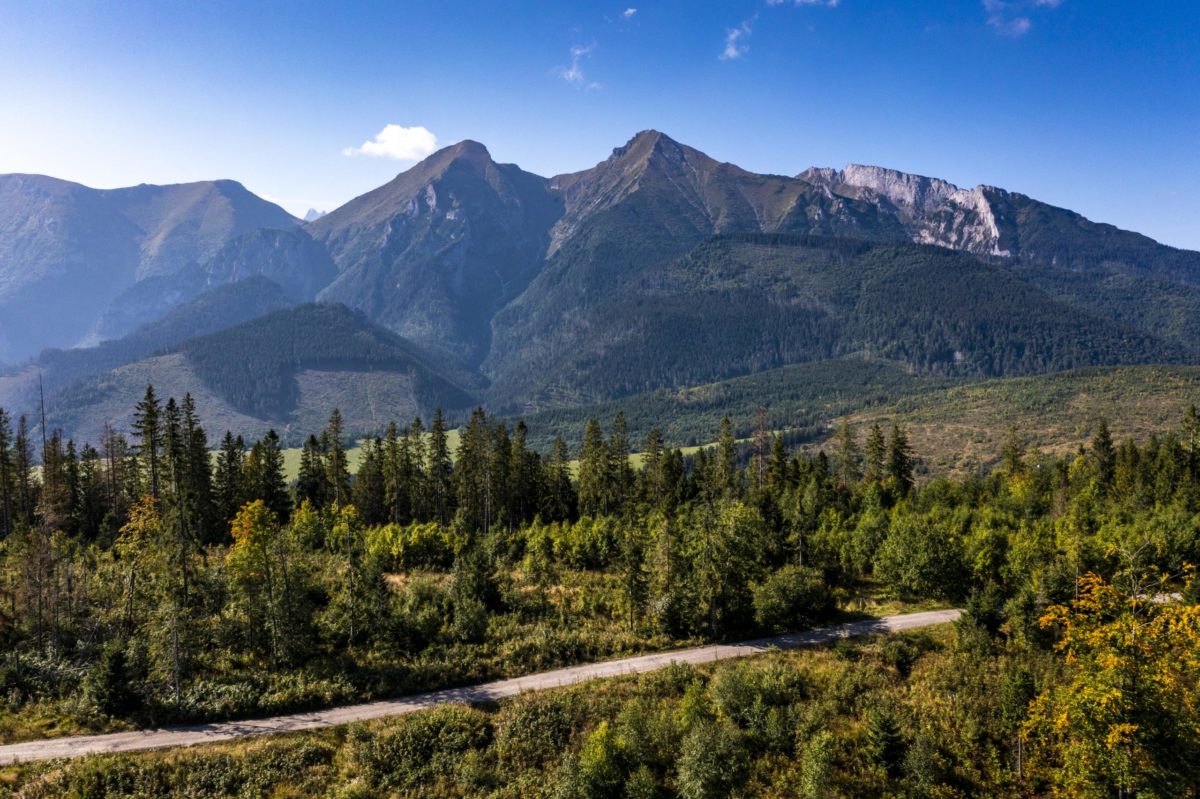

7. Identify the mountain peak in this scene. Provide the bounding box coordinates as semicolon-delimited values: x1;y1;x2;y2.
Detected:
439;138;493;164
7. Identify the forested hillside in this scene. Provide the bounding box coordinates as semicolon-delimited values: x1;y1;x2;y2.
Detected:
486;234;1183;408
0;388;1198;797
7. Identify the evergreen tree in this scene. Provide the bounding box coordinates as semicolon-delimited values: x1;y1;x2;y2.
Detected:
1092;418;1116;492
834;420;859;487
295;434;325;509
247;430;290;522
13;416;36;526
886;425;915;496
131;385;163;501
609;411;633;513
641;427;665;506
864;423;886;484
427;408;454;524
578;419;608;517
0;408;13;538
455;408;494;533
716;417;739;497
321;409;351;508
542;436;575;522
352;438;387;525
1002;425;1026;477
215;432;247;528
180;395;215;544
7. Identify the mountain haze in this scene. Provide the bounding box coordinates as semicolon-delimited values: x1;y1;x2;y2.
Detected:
0;174;298;360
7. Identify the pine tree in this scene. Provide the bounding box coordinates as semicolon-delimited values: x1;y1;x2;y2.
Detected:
181;395;215;543
455;408;493;533
352;438;387;525
865;705;906;777
247;430;290;522
864;424;886;484
13;416;36;526
215;432;246;527
1092;418;1116;492
131;385;163;501
642;427;665;506
322;409;351;508
578;419;607;517
716;417;739;498
0;408;13;538
427;408;453;524
834;420;859;487
542;435;575;521
609;411;633;513
886;425;915;496
295;434;325;509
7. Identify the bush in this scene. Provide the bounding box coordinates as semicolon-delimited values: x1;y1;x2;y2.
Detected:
752;565;834;633
85;642;139;718
357;705;493;791
675;720;749;799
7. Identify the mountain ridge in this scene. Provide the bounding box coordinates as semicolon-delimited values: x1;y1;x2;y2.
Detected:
5;130;1200;443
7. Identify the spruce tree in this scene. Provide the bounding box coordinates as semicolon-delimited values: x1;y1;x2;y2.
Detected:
248;430;290;522
716;416;739;497
864;424;886;484
295;434;325;509
427;408;453;523
886;425;915;496
131;385;163;501
578;418;607;516
215;432;246;527
321;409;351;508
0;408;12;538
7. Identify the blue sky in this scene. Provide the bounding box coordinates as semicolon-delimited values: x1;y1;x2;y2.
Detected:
1;0;1196;249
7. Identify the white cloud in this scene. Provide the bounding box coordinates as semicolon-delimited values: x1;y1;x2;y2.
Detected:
720;20;753;60
769;0;839;5
983;0;1061;35
343;125;438;160
622;7;637;18
558;43;601;89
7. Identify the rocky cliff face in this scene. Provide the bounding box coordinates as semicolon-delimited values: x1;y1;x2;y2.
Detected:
800;164;1011;256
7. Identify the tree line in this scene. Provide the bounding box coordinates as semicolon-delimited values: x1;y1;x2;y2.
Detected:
1;386;1199;796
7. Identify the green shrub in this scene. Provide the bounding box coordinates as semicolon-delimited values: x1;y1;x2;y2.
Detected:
752;565;834;633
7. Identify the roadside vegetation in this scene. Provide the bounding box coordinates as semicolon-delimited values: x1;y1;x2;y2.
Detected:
0;389;1198;796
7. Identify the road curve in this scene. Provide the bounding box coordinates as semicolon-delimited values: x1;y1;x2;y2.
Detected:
0;608;961;765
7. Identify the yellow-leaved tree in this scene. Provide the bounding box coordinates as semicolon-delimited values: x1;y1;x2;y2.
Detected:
1025;572;1200;798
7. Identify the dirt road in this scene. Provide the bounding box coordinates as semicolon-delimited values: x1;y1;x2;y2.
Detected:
0;608;961;765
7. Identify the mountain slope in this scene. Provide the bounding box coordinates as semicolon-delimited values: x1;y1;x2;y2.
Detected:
485;233;1182;409
42;304;476;444
0;174;298;360
310;140;562;366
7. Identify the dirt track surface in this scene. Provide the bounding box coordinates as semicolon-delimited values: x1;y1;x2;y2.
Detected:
0;608;962;765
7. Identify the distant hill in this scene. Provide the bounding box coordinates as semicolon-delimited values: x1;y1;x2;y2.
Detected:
839;365;1200;477
0;174;298;360
518;357;954;452
7;276;292;395
39;303;475;445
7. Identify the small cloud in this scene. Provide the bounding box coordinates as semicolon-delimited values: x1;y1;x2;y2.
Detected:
558;43;601;89
622;7;637;18
720;19;753;60
769;0;839;5
983;0;1060;36
343;125;438;160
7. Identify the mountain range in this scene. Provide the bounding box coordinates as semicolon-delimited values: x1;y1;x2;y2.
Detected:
2;130;1198;445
